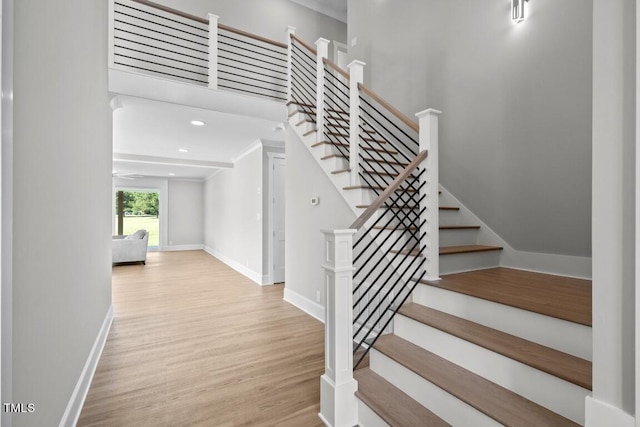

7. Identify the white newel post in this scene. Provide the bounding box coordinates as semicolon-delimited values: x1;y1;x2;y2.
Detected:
285;26;296;103
207;13;219;89
348;60;366;186
315;38;330;144
416;109;442;281
319;229;358;427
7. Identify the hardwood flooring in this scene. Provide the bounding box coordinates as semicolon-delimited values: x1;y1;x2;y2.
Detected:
78;251;325;427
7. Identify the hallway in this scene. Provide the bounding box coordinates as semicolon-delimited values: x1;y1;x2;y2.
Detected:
78;251;324;426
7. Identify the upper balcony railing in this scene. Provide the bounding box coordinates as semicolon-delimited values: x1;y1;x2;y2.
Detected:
109;0;288;102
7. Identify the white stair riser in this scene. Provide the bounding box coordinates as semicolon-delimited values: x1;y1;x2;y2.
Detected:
343;188;375;207
370;350;503;427
439;228;480;247
439;209;461;225
320;155;349;171
356;400;391;427
413;284;592;360
394;315;588;424
311;142;339;157
439;250;501;274
330;172;351;189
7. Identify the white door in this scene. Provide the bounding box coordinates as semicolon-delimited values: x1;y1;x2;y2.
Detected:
273;157;286;283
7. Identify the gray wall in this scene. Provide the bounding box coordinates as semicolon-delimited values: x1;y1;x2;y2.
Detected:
155;0;347;51
168;180;204;246
348;0;592;257
285;127;354;306
204;146;264;277
10;0;112;425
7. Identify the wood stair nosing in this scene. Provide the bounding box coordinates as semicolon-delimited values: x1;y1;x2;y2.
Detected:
391;245;503;257
398;303;592;390
355;368;451;427
331;169;350;175
374;334;581;427
302;129;316;137
419;268;592;327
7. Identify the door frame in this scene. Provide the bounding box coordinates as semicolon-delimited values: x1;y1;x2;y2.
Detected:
267;152;286;284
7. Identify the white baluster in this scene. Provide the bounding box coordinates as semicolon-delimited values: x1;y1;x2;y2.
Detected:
416;109;442;281
348;60;366;186
319;229;358;427
207;13;219;89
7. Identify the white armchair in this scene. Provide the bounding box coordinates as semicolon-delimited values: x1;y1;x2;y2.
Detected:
112;229;149;265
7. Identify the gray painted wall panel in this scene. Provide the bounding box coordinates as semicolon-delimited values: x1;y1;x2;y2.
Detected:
348;0;592;257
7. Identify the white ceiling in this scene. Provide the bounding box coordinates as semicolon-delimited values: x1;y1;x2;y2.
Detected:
112;95;286;181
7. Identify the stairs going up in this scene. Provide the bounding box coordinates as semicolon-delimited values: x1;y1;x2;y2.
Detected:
286;100;592;426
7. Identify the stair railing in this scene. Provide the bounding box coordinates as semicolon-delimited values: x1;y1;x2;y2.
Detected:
110;0;288;101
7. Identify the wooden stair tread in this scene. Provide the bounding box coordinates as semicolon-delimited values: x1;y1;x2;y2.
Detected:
440;245;503;255
302;129;316;137
420;267;592;326
440;225;480;230
355;368;451;427
398;303;592;390
374;334;580;427
356;204;452;210
393;245;502;257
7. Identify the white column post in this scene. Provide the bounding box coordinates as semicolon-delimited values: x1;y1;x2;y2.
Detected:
285;26;296;103
315;38;330;144
319;229;358;427
207;13;219;89
416;109;442;281
348;60;366;186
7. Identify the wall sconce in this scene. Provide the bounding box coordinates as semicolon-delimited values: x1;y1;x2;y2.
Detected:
511;0;528;23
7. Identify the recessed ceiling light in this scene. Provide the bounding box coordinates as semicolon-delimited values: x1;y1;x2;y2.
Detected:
191;120;205;126
178;148;188;153
169;173;176;176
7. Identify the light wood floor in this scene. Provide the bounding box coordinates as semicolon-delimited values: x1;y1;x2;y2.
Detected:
78;251;325;427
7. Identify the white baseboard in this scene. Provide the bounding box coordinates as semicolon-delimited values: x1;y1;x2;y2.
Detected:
161;244;204;252
59;305;113;427
283;287;325;323
585;395;635;427
204;246;263;285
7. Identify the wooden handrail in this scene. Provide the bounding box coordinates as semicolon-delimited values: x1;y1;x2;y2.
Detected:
131;0;287;48
358;83;419;133
218;24;287;49
291;34;318;56
131;0;208;24
323;57;350;80
350;150;428;230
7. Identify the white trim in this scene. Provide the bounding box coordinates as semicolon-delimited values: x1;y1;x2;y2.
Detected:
161;244;204;252
231;140;261;163
332;40;348;67
204;246;263;285
586;395;635;427
59;305;114;427
267;152;286;285
283;287;325;323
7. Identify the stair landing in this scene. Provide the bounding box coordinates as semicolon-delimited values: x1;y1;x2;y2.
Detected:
421;267;591;326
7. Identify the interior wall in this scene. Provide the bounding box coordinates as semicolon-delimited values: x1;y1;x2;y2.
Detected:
11;1;112;425
154;0;347;53
204;145;264;281
284;127;355;312
348;0;593;258
168;180;204;247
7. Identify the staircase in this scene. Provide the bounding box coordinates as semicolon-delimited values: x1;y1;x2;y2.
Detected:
286;36;592;427
105;3;593;423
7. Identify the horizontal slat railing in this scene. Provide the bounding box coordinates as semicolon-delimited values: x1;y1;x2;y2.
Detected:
289;34;318;119
114;0;209;85
112;0;289;101
217;25;288;101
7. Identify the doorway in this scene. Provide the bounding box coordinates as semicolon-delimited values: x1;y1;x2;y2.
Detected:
269;154;286;284
114;189;160;247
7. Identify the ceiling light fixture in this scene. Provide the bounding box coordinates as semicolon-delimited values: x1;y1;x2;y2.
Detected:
169;173;176;176
511;0;528;23
178;148;189;153
190;120;205;126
